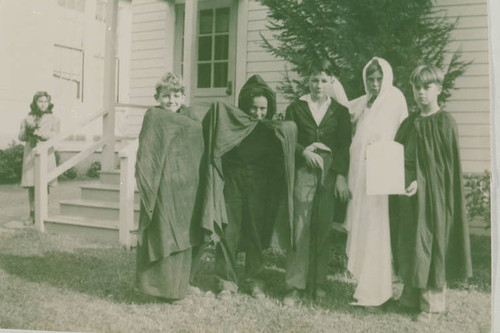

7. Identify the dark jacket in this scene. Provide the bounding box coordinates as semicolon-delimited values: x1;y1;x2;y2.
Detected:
285;98;351;176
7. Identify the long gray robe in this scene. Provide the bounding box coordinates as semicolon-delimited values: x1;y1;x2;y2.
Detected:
135;105;204;299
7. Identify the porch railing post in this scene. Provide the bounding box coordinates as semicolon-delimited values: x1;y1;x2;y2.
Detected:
102;0;119;171
34;147;48;232
119;142;137;250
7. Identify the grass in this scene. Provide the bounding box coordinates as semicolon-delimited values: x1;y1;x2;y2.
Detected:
0;225;491;333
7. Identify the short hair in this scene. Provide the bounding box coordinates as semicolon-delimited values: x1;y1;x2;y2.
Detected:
410;65;444;87
29;91;54;115
154;72;185;99
365;59;383;77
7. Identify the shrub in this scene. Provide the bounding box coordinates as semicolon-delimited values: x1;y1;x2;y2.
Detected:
259;0;470;110
464;171;491;226
0;141;24;184
87;161;101;178
59;167;78;180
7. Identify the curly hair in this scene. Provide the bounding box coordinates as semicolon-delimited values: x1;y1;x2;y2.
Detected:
29;91;54;116
154;72;185;99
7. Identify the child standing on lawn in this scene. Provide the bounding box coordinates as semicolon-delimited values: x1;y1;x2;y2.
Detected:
283;63;352;304
18;91;60;225
390;65;472;321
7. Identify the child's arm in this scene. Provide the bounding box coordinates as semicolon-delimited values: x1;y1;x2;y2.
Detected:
332;108;353;201
18;116;36;142
18;118;28;142
34;116;60;141
284;104;306;156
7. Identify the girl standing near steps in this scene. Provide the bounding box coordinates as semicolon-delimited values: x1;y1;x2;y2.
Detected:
18;91;60;225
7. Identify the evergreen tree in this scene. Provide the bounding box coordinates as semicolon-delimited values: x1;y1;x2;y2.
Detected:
259;0;470;109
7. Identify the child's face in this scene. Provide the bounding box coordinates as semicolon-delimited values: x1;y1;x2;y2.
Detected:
157;88;184;112
36;96;50;112
412;82;441;107
308;72;330;100
248;96;268;120
366;70;383;98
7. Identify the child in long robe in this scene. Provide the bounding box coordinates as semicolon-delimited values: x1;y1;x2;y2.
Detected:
390;65;472;321
135;73;204;301
345;58;408;309
198;75;296;298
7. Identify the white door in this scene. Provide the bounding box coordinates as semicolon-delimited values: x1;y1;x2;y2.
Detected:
175;0;237;118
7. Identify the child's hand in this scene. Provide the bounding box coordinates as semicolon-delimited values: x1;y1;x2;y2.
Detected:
335;175;351;201
302;149;324;171
405;180;418;197
33;129;47;141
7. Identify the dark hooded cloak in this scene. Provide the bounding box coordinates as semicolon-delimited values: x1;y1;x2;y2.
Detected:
198;75;297;253
389;110;472;288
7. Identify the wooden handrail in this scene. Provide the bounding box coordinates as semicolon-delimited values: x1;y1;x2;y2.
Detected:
33;101;148;245
118;138;138;158
116;103;151;109
48;139;107;182
34;107;109;155
33;107;110;232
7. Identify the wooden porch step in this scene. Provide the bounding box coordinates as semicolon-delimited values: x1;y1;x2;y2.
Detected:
59;199;140;222
44;215;119;243
99;170;121;185
81;183;139;204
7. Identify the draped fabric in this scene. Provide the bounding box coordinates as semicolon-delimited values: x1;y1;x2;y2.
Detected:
390;110;472;288
135;105;204;299
345;57;408;306
198;100;296;251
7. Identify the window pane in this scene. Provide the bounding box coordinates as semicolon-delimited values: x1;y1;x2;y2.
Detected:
198;64;211;88
199;9;213;34
214;35;229;60
213;62;228;88
215;8;230;33
198;36;212;61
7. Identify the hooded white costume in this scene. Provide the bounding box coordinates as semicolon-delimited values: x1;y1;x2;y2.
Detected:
345;57;408;306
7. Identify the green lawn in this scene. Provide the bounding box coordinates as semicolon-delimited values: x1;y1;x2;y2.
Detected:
0;225;490;333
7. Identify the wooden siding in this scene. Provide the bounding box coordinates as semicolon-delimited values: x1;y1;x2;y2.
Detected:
126;0;174;137
126;0;491;173
246;0;490;173
434;0;490;172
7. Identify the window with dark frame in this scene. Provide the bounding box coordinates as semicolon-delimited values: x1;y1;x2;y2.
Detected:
197;8;230;89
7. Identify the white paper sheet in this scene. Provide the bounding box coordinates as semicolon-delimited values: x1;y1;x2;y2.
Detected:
366;140;405;195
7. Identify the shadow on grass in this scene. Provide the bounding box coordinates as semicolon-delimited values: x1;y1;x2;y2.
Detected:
0;247;159;305
0;229;489;311
448;235;491;292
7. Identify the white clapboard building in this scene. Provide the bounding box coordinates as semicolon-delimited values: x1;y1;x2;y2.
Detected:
0;0;490;246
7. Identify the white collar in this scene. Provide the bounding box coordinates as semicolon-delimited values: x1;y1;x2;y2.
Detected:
299;94;331;105
300;94;331;125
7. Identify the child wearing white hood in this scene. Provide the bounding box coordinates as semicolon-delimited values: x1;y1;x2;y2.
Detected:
345;57;408;308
